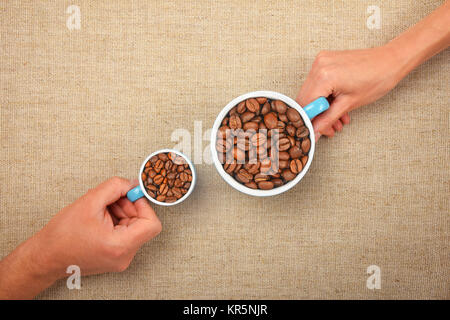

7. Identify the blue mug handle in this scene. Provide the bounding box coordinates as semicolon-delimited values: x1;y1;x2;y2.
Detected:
127;186;145;202
303;97;329;119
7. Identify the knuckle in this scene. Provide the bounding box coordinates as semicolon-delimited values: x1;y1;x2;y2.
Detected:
314;50;330;65
152;219;163;236
104;239;127;259
109;176;123;187
317;66;332;81
115;260;131;273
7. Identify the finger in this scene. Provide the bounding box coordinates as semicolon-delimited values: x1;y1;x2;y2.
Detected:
311;97;349;138
108;203;127;220
333;120;343;132
117;197;138;218
125;199;161;246
296;70;333;107
321;126;335;138
340;113;350;125
134;198;158;221
90;177;137;207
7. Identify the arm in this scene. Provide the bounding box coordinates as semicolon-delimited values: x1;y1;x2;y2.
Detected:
0;177;162;299
297;1;450;139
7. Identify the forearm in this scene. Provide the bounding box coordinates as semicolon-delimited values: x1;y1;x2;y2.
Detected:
387;1;450;80
0;235;59;299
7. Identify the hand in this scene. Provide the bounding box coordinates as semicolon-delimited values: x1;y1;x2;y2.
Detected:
297;46;402;140
0;177;162;299
36;177;162;276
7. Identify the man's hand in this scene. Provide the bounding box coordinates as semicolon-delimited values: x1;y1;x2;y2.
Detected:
0;177;162;299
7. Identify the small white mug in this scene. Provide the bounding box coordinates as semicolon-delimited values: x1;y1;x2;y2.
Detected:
126;149;196;206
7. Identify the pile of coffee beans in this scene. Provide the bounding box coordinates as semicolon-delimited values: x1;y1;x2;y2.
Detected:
141;152;193;203
216;97;311;190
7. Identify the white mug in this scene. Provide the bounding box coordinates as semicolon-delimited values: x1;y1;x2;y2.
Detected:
210;91;329;197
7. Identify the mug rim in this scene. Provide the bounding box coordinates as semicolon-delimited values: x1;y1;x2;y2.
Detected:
210;90;315;197
138;148;196;206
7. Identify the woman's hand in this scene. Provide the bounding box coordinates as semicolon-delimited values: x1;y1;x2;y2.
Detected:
297;46;402;140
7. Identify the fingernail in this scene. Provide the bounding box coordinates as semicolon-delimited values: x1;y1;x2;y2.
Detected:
315;131;321;142
130;178;139;185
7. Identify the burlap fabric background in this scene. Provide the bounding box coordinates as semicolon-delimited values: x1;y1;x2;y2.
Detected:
1;1;448;299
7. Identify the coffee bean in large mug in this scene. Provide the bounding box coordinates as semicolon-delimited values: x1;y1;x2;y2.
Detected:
210;91;329;197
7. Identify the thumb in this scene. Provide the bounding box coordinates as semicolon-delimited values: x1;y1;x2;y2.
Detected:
122;199;162;248
311;96;350;140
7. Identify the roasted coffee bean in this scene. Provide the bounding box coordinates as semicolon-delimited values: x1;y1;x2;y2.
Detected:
289;146;302;159
301;138;311;153
286;124;296;136
272;100;287;114
246;162;260;174
279;151;290;160
288;135;295;147
158;153;169;161
245;181;258;189
251;132;267;147
156;195;166;202
236;169;252;184
165;196;177;203
264;112;278;129
279;159;289;169
272;178;283;187
256;97;267;104
290;159;303;174
150;156;158;164
261;102;271;115
301;155;308;167
279;114;288;123
240;111;254;123
164;160;173;170
167;172;176;180
154;159;164;172
142;152;193;203
159;184;168;195
174;178;184;187
254;173;269;182
172;187;182;199
258;180;274;190
237;101;246;113
229;114;242;129
286;108;301;122
296;126;309;138
243;121;259;131
292;118;304;128
180;172;189;182
278;137;291;151
246;98;260;113
153;174;164;185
